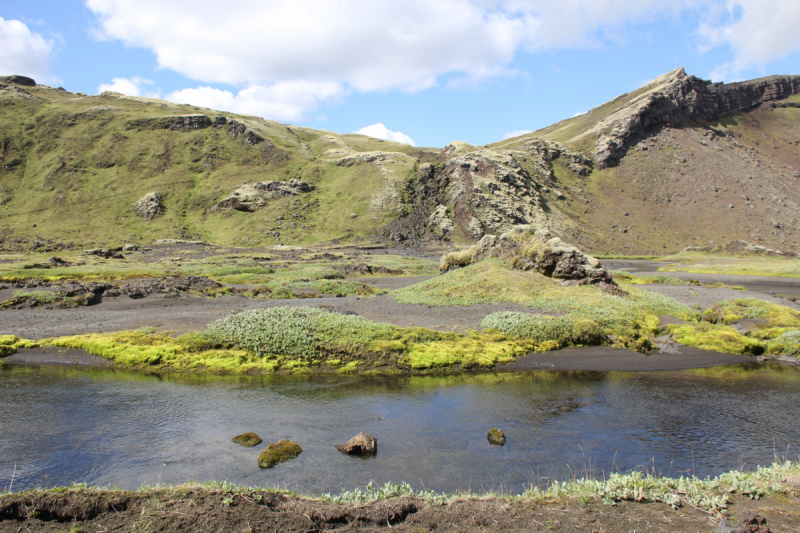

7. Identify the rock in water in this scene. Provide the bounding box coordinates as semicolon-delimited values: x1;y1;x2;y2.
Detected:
258;440;302;468
487;428;506;446
335;433;378;455
132;192;165;220
231;432;262;447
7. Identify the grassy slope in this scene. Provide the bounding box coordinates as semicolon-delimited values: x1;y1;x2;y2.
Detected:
0;86;432;249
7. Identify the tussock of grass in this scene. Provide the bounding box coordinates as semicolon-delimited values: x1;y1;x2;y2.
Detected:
264;279;383;298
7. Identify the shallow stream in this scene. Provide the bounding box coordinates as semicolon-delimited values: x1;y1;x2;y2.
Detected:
1;363;799;495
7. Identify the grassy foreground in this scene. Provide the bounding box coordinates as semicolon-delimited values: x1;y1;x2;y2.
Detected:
3;461;798;514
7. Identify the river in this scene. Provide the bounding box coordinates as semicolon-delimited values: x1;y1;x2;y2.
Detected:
1;363;798;495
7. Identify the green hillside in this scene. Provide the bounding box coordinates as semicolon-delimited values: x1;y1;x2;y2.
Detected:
0;84;435;250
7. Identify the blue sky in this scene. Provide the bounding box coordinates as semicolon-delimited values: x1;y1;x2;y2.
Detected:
2;0;800;147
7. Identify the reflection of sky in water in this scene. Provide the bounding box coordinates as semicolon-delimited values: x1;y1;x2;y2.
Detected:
1;364;798;494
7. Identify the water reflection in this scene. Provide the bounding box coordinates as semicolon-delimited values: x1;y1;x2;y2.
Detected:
0;363;798;494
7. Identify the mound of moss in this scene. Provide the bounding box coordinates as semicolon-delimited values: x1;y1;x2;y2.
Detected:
258;440;302;468
232;432;263;447
667;298;800;357
396;259;694;352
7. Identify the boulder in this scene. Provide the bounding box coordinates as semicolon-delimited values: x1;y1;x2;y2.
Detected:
258;440;302;468
132;192;165;220
231;432;262;447
487;428;506;446
335;433;378;455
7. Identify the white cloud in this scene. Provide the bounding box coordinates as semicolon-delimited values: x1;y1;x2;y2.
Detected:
84;0;698;120
84;0;800;119
503;129;533;140
572;111;587;117
165;81;346;122
98;76;159;98
698;0;800;80
0;18;54;81
355;123;416;146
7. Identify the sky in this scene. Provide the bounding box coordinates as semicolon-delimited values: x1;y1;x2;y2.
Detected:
2;1;800;148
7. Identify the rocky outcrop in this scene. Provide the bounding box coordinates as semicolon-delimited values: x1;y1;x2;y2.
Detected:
335;433;378;455
132;192;165;220
112;276;222;299
126;115;217;131
439;226;622;294
381;140;590;244
212;179;313;212
587;68;800;167
0;75;35;87
80;248;125;259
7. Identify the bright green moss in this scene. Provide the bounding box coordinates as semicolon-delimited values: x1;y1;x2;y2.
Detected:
667;323;765;355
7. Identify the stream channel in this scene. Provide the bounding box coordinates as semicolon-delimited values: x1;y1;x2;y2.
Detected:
2;362;799;495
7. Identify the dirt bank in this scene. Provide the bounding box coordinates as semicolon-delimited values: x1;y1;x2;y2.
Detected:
1;487;798;532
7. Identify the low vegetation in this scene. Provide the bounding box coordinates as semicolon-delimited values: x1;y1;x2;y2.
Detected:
668;298;800;357
658;252;800;278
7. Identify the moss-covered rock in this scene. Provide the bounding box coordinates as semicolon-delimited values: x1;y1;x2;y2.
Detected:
258;440;302;468
231;432;263;447
488;428;506;446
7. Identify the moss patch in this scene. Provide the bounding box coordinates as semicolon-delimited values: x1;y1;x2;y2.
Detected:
258;440;302;468
232;432;263;447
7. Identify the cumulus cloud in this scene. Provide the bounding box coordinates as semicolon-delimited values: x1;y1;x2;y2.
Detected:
699;0;800;80
355;123;416;146
84;0;696;119
0;18;54;81
98;76;159;97
503;129;533;140
84;0;800;118
572;111;587;117
165;81;346;122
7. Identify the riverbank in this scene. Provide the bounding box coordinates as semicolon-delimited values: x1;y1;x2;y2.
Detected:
2;462;799;532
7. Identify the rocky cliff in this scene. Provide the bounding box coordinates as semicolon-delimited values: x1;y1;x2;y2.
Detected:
586;68;800;167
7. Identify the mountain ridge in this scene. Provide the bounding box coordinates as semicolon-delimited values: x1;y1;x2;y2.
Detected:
1;69;800;256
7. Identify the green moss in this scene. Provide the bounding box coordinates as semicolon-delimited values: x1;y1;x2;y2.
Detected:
703;298;800;327
231;432;263;447
667;323;765;355
257;440;302;468
765;330;800;357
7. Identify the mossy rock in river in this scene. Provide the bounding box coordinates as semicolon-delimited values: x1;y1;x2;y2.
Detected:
487;428;506;446
258;440;302;468
231;432;263;447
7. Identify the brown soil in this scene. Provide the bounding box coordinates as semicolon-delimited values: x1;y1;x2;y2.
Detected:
1;488;798;532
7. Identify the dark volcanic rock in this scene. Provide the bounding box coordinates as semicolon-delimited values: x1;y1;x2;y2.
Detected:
0;75;36;87
335;433;378;455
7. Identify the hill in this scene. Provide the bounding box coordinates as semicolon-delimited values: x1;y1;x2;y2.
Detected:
1;69;800;255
